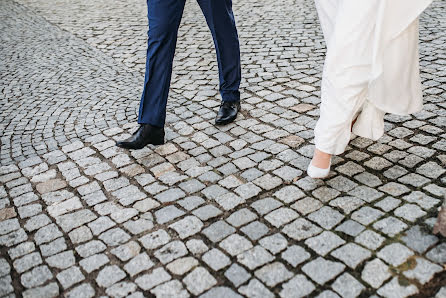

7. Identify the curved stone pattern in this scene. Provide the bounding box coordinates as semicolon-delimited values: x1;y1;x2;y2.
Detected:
1;0;445;297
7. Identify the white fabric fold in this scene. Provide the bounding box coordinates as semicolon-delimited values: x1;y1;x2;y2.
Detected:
313;0;433;155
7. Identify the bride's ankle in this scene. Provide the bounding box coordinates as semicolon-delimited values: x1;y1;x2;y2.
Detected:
311;149;332;169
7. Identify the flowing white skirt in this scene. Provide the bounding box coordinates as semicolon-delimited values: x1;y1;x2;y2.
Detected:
314;0;433;155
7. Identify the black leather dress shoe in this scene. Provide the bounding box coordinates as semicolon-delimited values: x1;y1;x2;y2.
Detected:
215;101;241;125
116;124;164;149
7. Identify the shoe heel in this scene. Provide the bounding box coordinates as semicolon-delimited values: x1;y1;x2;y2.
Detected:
152;139;165;145
152;133;165;145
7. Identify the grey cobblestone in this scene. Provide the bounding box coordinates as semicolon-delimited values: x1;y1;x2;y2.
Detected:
1;0;445;295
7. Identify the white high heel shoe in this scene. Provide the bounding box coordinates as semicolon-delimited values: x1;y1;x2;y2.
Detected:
307;160;331;179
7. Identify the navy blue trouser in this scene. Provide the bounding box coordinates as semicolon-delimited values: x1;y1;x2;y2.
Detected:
138;0;241;127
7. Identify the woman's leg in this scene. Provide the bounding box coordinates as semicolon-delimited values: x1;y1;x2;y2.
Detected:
312;0;380;169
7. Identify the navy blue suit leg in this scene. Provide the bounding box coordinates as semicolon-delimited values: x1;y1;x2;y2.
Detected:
197;0;241;102
138;0;186;127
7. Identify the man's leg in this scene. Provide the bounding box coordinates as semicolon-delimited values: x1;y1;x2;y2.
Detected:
138;0;186;127
197;0;242;124
116;0;185;149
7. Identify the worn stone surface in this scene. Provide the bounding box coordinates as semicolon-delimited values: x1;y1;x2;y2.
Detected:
1;0;445;296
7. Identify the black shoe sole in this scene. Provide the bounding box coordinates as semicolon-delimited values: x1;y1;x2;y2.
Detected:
116;139;165;150
215;116;237;126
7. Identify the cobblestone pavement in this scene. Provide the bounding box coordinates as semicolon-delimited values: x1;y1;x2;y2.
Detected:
1;0;445;297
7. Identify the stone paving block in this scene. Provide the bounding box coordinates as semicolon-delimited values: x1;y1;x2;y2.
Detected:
240;220;269;240
75;240;106;258
265;207;299;228
34;223;63;245
435;286;446;298
234;182;262;199
281;245;311;267
155;188;186;203
155;240;188;264
201;286;242;298
351;206;384;226
46;250;75;269
355;230;385;250
155;205;185;224
283;218;322;241
401;225;439;253
225;264;251;287
335;219;365;236
302;257;345;285
403;191;440;210
110;241;141;262
151;280;189;298
56;209;97;232
331;273;365;298
17;203;42;219
24;214;51;232
259;233;288;254
280;274;315;298
0;258;10;277
133;198;160;212
57;266;85;289
226;208;258;227
403;257;443;285
169;215;203;239
329;196;365;214
253;174;283;190
374;196;401;212
124;252;154;277
426;243;446;265
166;256;198;276
79;253;110;273
377;277;418;298
361;258;391;288
327;176;358;192
98;227;131;246
237;246;274;270
394;203;427;222
219;234;253;256
21;265;53;288
202;220;236;242
305;231;345;256
274;185;305;203
238;278;274;298
379;182;411;196
106;281;138;297
135;268;171;291
88;216;116;236
183;267;217;295
123;218;153;235
273;165;302;182
22;282;59;298
203;248;231;271
254;262;293;287
192;205;222;221
373;216;408;237
0;275;13;297
13;251;42;273
331;243;371;269
251;197;283;216
40;237;67;257
378;243;414;267
110;208;138;224
186;239;209;255
316;290;341;298
308;206;344;230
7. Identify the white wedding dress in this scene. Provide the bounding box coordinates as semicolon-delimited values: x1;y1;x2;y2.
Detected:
314;0;433;155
